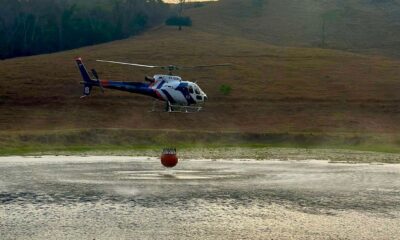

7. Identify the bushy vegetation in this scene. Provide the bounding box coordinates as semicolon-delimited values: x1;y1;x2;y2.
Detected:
252;0;266;8
165;16;192;27
0;0;169;59
219;84;232;95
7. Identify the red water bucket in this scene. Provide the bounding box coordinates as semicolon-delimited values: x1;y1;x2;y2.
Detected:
161;148;178;168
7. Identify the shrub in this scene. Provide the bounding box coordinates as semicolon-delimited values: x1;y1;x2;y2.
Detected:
219;84;232;95
165;16;192;27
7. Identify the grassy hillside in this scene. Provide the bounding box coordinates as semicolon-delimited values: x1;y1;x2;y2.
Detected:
1;0;400;152
1;26;400;139
188;0;400;57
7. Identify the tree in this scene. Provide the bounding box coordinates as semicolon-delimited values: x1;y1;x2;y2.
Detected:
252;0;265;8
0;0;170;59
321;9;341;48
165;0;192;30
178;0;185;30
166;16;192;27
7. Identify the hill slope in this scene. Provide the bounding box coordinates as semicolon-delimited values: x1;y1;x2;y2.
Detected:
1;26;400;135
188;0;400;57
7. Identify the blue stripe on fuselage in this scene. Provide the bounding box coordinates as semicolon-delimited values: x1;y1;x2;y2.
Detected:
161;89;175;104
103;81;157;98
176;82;196;105
178;82;188;88
157;81;166;89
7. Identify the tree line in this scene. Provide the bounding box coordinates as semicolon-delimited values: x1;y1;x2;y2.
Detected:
0;0;169;59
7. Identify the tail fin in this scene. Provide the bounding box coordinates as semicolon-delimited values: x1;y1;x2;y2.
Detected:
75;57;94;97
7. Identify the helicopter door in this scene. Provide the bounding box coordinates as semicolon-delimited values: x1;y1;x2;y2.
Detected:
194;86;203;101
188;85;197;101
187;84;203;103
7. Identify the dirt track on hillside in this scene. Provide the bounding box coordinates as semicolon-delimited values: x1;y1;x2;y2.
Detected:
1;156;400;239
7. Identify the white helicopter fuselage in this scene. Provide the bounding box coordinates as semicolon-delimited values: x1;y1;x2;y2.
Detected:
76;58;217;112
150;74;208;106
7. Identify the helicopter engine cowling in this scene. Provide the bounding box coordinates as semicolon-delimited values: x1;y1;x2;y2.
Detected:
145;76;155;83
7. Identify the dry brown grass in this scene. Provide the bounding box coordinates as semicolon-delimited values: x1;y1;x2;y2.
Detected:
188;0;400;57
0;19;400;138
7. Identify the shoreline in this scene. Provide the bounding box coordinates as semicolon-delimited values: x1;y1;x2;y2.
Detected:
1;147;400;164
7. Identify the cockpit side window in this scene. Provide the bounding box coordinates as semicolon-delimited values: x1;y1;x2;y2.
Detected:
195;87;200;95
189;86;194;94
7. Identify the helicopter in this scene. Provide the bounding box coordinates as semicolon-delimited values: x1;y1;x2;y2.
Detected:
75;58;231;113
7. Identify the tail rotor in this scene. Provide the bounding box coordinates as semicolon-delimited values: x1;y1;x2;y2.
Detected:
75;57;104;98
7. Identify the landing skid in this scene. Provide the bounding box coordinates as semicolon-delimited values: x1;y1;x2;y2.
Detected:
149;100;203;113
168;105;203;113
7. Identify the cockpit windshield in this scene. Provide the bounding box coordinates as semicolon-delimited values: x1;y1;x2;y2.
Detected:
191;84;202;95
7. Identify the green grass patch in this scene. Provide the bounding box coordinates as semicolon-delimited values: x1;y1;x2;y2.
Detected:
1;128;400;157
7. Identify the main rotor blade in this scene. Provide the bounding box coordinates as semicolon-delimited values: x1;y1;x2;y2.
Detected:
96;60;161;68
96;60;232;73
182;64;233;69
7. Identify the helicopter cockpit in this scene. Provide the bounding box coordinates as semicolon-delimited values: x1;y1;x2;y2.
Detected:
188;83;208;102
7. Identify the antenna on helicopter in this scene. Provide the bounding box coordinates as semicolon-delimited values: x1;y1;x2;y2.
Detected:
96;60;232;75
